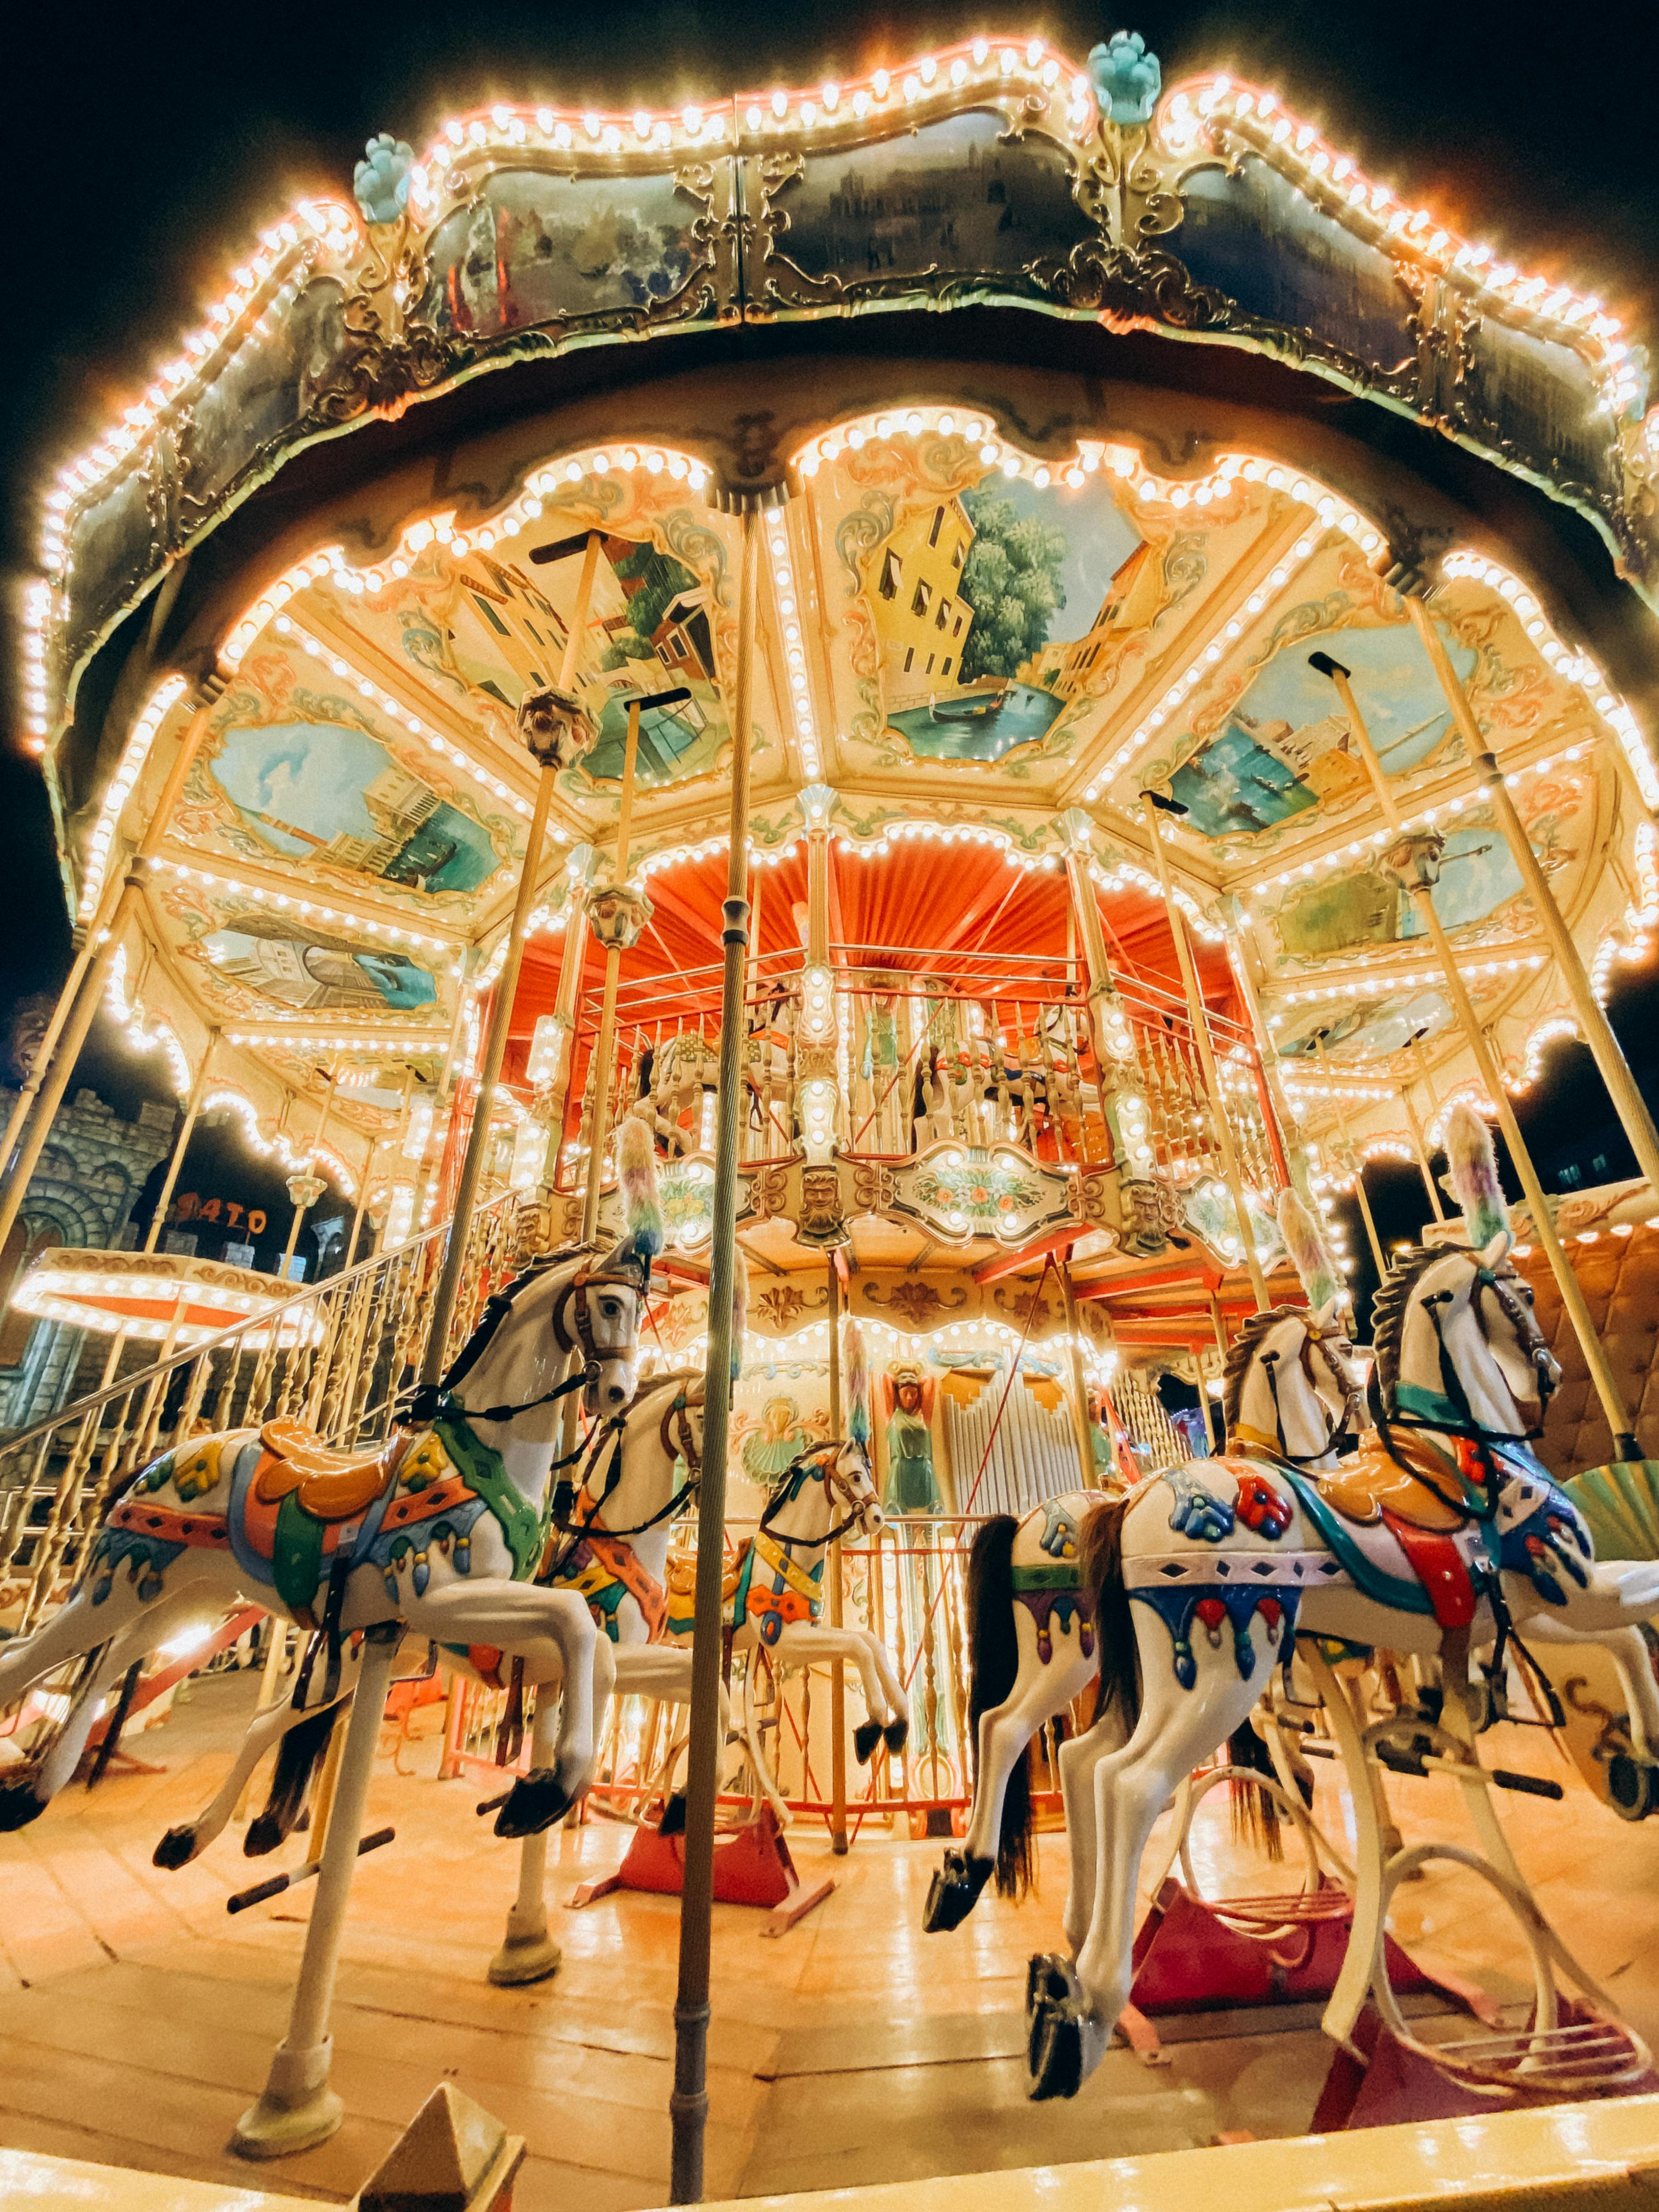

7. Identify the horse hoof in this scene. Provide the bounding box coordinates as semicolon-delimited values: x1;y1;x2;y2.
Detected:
0;1781;44;1832
853;1719;884;1765
153;1824;201;1870
1025;1954;1088;2101
922;1847;994;1933
1027;2004;1085;2102
883;1716;910;1755
494;1768;574;1840
244;1813;286;1858
1609;1755;1659;1822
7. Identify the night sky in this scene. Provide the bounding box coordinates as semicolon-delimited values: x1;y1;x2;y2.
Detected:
3;0;1657;1307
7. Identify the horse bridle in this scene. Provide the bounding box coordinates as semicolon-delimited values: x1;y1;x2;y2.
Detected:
400;1247;650;1429
757;1442;875;1548
1257;1323;1364;1466
1396;1261;1556;1451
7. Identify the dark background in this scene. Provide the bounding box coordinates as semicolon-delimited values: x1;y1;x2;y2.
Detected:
2;0;1656;1303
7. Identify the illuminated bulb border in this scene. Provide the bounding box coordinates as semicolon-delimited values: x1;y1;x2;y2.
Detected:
1082;523;1331;802
1162;78;1637;404
1442;551;1659;812
1272;951;1547;1006
764;512;820;780
154;856;455;955
276;617;534;820
78;675;189;918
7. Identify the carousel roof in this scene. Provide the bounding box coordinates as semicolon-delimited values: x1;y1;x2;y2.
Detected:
22;30;1659;1201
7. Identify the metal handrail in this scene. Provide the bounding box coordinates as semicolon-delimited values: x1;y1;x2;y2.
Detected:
0;1209;462;1457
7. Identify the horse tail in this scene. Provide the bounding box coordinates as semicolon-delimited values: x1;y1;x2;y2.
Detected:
966;1514;1033;1901
1081;1496;1139;1731
245;1704;338;1857
1227;1718;1284;1863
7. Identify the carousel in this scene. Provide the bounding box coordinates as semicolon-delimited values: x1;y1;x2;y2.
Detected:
3;26;1659;2211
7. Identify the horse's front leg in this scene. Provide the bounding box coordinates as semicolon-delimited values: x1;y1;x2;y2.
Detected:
154;1636;365;1870
400;1582;602;1835
925;1629;1094;1934
1525;1616;1659;1767
855;1624;912;1753
773;1623;888;1764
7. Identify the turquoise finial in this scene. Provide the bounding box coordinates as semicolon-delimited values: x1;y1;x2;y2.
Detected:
1088;32;1162;126
353;133;415;225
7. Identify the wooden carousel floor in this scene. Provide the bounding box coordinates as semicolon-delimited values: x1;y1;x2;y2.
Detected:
3;1671;1659;2207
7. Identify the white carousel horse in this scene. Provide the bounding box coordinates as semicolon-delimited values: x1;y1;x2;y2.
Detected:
1023;1108;1659;2099
0;1137;665;1841
154;1364;785;1865
922;1295;1362;1932
663;1436;908;1764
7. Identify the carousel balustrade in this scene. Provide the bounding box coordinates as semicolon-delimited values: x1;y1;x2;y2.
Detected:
0;1196;517;1626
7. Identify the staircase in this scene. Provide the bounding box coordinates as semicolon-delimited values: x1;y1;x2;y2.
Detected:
0;1194;520;1635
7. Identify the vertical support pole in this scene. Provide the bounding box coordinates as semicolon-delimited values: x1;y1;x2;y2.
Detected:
1315;653;1638;1457
1225;911;1305;1193
425;534;600;1372
672;499;761;2205
279;1073;336;1283
0;703;212;1252
1400;1070;1446;1224
1404;592;1659;1206
147;1032;217;1256
826;1260;848;1855
1139;795;1272;1312
1060;811;1136;1155
1058;1261;1098;1486
231;1624;399;2157
580;697;644;1246
1313;1035;1389;1282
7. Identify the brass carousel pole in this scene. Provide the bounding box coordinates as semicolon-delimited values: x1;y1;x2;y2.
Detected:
0;700;213;1256
826;1260;848;1854
1312;1033;1389;1282
1403;594;1659;1206
579;687;682;1244
1312;652;1639;1455
1059;1262;1099;1486
1401;1039;1447;1224
279;1071;336;1285
672;495;762;2204
420;544;600;1385
1138;793;1272;1312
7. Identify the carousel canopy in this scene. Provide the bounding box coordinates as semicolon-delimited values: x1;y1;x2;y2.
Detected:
20;30;1659;1247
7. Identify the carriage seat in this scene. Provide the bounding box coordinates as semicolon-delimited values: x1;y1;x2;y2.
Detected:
1316;1434;1474;1534
251;1417;398;1524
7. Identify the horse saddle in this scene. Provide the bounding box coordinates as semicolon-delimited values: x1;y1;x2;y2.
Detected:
1316;1435;1474;1534
252;1418;398;1525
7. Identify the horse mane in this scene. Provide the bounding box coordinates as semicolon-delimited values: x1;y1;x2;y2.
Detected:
1221;1305;1304;1433
1369;1243;1450;1412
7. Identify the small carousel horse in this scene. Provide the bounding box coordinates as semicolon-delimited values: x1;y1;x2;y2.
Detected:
1024;1107;1659;2098
663;1427;907;1762
0;1120;667;1840
924;1234;1362;1934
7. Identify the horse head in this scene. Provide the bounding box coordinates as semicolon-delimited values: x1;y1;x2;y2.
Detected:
1224;1303;1364;1466
1372;1104;1560;1444
573;1116;665;1414
764;1438;885;1549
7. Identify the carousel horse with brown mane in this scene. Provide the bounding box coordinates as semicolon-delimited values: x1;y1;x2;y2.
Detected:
1022;1107;1659;2098
923;1193;1363;1934
0;1120;668;1842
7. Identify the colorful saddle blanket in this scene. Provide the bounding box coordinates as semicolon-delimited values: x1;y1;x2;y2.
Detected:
105;1412;543;1627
